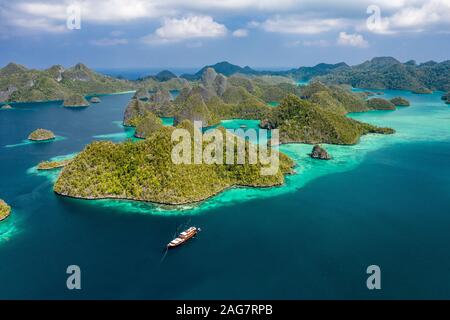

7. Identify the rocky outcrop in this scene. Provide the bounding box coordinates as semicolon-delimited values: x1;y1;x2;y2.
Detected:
310;145;332;160
214;74;228;96
63;63;93;82
1;104;12;109
0;85;18;102
173;93;219;127
133;88;151;101
202;67;218;87
46;65;65;82
63;94;90;107
90;96;101;103
390;97;410;106
28;128;55;141
123;98;151;126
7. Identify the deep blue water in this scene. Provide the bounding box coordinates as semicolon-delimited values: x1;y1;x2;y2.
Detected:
0;91;449;299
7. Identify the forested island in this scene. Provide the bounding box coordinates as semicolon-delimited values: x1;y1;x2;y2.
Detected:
54;121;295;205
0;199;11;222
3;58;445;206
1;57;449;104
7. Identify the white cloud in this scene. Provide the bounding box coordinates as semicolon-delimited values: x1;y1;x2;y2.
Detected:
285;39;330;47
6;17;67;33
232;28;248;37
302;39;330;47
110;30;125;37
260;15;350;34
337;32;369;48
90;38;128;46
2;0;450;37
142;15;227;44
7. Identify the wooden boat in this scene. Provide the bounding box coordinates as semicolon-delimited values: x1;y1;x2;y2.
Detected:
167;226;200;248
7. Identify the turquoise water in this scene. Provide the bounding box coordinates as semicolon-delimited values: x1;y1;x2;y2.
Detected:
0;90;449;298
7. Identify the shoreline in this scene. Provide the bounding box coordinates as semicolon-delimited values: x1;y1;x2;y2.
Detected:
53;178;290;207
1;90;137;106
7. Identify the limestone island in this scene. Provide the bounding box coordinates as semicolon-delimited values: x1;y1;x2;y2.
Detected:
366;98;396;110
310;145;332;160
1;104;12;110
89;97;101;103
28;128;55;141
263;95;394;145
53;120;295;205
37;159;72;170
0;199;11;222
63;94;90;107
390;97;410;106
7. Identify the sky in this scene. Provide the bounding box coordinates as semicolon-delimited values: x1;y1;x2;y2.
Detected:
0;0;449;70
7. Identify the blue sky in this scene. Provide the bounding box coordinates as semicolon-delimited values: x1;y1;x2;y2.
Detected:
0;0;449;70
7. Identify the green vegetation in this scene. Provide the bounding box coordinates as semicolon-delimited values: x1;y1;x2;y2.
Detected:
390;97;410;106
54;121;295;205
134;112;163;138
266;95;394;145
366;98;396;110
173;93;220;127
299;82;369;113
37;159;72;170
0;63;134;103
28;128;55;141
316;57;450;92
0;199;11;221
63;94;89;107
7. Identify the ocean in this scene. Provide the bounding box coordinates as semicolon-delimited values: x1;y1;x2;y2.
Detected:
0;88;449;299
